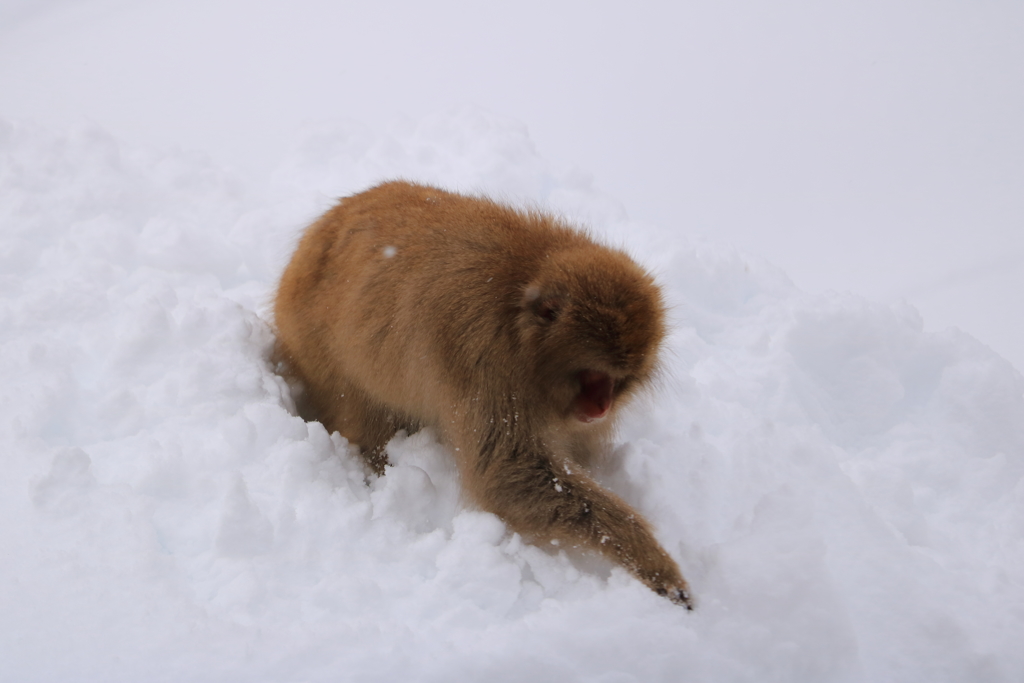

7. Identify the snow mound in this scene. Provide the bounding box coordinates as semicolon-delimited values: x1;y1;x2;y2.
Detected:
1;110;1022;682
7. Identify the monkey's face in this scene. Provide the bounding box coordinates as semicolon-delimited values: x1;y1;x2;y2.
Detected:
518;248;666;425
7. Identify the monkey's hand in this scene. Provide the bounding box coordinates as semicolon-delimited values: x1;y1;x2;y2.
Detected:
654;579;694;610
632;550;694;610
668;587;694;610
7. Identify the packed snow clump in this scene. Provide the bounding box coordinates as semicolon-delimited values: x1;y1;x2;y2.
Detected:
1;110;1022;682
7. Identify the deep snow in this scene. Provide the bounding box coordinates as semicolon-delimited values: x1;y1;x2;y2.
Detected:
1;111;1023;682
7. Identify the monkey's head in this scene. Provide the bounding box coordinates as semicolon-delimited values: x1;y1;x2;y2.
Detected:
517;245;666;425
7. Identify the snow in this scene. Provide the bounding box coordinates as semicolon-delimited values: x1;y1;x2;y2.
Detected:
2;110;1022;681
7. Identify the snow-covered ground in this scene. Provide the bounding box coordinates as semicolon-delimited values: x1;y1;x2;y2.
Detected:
2;111;1022;682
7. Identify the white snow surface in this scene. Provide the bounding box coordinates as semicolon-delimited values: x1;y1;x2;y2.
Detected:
2;110;1023;682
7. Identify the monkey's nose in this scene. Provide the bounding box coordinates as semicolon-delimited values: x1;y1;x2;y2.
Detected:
576;370;613;421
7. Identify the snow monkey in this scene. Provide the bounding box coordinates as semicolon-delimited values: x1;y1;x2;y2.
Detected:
273;181;692;607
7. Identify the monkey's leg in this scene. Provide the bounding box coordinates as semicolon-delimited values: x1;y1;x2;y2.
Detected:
317;379;412;476
466;438;692;608
271;343;409;475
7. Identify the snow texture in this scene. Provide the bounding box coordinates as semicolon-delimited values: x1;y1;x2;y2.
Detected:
1;110;1023;682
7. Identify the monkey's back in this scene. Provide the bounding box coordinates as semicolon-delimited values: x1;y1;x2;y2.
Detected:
274;181;593;424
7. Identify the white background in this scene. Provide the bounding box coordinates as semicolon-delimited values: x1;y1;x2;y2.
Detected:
2;0;1021;369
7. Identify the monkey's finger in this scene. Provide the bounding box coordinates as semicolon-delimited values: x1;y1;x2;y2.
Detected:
655;585;694;610
674;588;694;610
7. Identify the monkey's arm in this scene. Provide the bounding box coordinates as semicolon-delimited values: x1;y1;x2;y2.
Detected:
464;434;692;608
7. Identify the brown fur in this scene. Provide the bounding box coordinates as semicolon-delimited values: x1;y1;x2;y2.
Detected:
274;181;691;607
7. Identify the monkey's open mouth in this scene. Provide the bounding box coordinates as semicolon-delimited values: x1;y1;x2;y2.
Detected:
576;369;614;422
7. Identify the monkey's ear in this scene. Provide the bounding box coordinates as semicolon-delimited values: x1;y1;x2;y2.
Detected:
522;284;565;323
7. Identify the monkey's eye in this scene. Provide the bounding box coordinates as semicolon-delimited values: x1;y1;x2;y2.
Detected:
532;296;562;323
